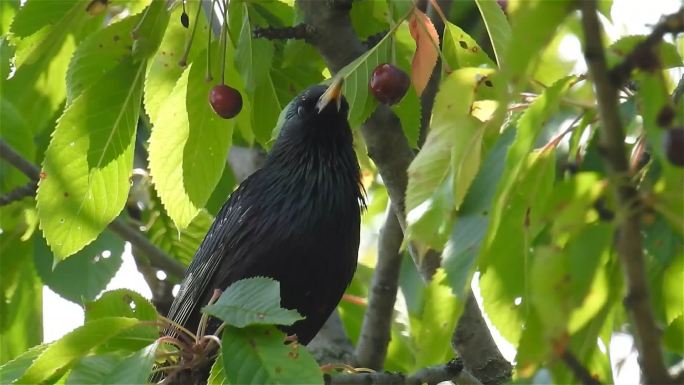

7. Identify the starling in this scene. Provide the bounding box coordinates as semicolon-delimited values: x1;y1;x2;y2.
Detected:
165;79;364;347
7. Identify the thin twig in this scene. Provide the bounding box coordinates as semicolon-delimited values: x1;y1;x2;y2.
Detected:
578;2;675;384
326;359;463;385
0;139;185;278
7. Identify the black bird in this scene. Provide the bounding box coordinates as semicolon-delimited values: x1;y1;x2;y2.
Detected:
165;79;364;346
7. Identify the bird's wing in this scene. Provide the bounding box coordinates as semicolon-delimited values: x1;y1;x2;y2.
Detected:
165;172;261;332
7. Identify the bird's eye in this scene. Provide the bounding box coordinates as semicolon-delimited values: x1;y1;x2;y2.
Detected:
297;105;306;118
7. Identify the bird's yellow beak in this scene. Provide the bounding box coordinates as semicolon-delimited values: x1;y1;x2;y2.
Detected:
315;77;344;114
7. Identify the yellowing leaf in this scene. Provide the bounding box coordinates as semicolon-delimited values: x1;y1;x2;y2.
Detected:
408;9;439;96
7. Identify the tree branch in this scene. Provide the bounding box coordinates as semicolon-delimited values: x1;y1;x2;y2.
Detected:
561;349;602;385
326;359;463;385
309;311;356;365
0;181;37;206
578;3;676;384
354;209;403;369
452;294;512;385
0;139;185;278
296;3;511;382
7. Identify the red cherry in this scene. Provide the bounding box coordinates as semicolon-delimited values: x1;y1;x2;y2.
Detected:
664;127;684;167
209;84;242;119
369;63;410;106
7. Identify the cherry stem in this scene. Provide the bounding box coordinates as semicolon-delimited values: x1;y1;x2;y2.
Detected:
220;0;229;84
157;335;192;353
178;0;203;67
158;315;198;342
206;0;218;81
214;322;227;337
196;288;223;343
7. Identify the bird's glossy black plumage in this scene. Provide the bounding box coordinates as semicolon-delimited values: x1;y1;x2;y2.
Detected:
165;83;364;344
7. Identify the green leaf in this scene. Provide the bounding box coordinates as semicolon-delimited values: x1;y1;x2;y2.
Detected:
146;191;213;266
480;149;556;344
0;100;34;191
148;45;233;229
336;26;393;128
101;342;159;384
66;14;139;103
391;87;421;149
406;68;491;212
637;72;675;166
0;204;42;365
0;37;15;80
143;1;205;123
411;269;461;368
235;5;273;94
442;126;516;297
474;0;511;67
203;277;303;328
0;0;20;35
221;325;323;385
84;289;158;352
664;315;684;354
234;4;279;145
662;254;684;325
66;353;123;385
9;0;77;38
131;0;170;62
502;0;572;79
482;76;575;262
530;224;612;338
607;35;682;69
34;230;124;303
2;4;82;136
442;21;496;69
0;344;48;384
406;68;492;253
208;352;227;385
36;58;145;259
17;317;140;384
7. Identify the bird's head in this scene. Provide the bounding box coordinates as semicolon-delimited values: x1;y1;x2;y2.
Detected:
276;79;350;143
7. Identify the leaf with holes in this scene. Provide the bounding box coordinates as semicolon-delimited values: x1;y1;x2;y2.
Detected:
84;289;158;353
36;58;145;260
221;325;322;385
408;9;439;96
406;68;493;255
203;277;303;328
442;21;495;70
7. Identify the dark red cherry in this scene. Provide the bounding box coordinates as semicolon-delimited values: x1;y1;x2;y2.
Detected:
369;63;410;106
209;84;242;119
664;127;684;167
